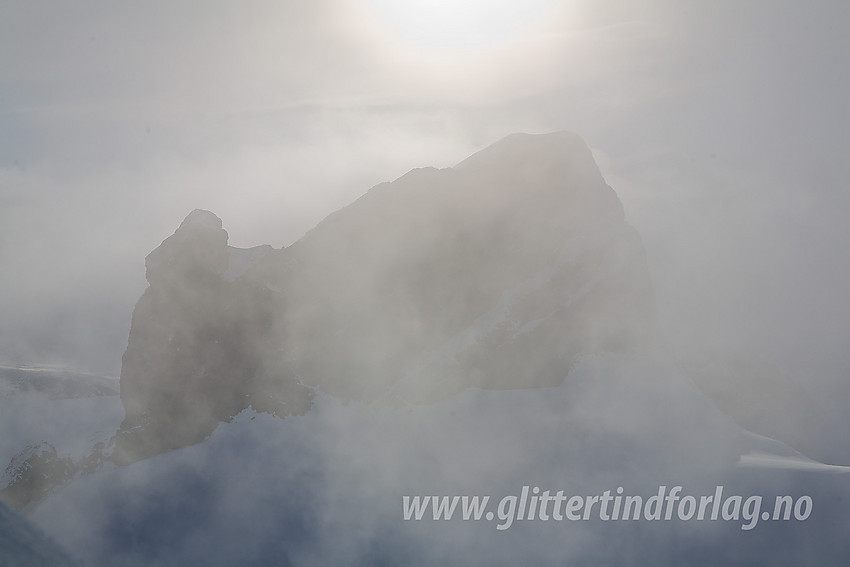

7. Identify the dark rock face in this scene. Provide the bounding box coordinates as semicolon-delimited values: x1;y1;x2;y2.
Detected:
0;131;656;486
115;210;312;464
250;132;658;402
0;442;75;511
113;132;658;460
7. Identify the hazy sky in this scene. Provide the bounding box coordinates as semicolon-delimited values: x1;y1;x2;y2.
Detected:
1;0;848;400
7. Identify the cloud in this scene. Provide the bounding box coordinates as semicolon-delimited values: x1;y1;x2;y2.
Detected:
3;5;850;564
1;0;848;410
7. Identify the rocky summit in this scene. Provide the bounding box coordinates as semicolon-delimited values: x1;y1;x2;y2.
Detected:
115;210;302;463
113;131;658;462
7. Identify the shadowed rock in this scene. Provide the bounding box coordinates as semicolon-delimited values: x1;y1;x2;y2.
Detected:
114;210;312;464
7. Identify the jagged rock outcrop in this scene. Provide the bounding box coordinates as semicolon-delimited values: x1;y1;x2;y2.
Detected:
0;442;75;511
112;131;658;459
113;210;312;464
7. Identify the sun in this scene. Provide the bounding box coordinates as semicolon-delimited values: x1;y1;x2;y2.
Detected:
365;0;555;51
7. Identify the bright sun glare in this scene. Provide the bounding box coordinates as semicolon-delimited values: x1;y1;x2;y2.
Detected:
366;0;555;50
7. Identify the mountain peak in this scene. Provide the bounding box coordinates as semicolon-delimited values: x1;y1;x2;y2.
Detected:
127;132;654;446
145;209;229;287
454;131;592;170
178;209;223;232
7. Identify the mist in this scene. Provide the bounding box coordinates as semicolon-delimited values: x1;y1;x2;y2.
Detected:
2;0;849;565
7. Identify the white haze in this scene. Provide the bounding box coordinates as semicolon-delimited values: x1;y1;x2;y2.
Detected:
2;0;847;388
1;0;850;564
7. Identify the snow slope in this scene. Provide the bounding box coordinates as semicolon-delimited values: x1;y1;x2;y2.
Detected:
31;350;850;566
0;499;79;566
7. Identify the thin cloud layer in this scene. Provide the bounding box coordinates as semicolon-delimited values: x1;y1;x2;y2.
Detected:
1;3;849;550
